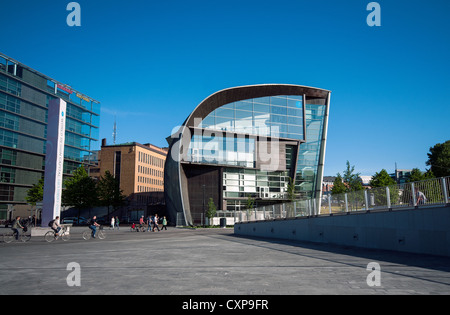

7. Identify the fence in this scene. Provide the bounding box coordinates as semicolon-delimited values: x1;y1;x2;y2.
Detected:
238;176;450;223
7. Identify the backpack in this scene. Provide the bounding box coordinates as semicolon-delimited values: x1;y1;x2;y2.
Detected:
48;220;55;227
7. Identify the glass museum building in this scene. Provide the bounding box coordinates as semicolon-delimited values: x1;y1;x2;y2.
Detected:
0;53;100;219
164;84;331;226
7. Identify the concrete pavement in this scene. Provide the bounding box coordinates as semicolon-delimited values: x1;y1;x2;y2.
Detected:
0;226;449;295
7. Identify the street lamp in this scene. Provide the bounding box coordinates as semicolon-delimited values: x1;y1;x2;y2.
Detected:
202;184;206;227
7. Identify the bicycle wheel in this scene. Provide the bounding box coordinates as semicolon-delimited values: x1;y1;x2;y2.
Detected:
45;231;56;243
3;234;14;244
21;234;31;243
97;230;106;240
62;232;71;242
82;230;92;240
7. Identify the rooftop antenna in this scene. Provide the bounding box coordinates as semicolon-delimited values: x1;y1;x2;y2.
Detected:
113;116;117;145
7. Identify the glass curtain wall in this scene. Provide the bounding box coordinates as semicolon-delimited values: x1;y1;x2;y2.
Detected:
186;95;326;211
0;55;100;206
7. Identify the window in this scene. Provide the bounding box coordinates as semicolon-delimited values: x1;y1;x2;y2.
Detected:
114;151;121;184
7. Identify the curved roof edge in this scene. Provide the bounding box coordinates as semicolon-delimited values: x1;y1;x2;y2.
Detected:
184;84;331;128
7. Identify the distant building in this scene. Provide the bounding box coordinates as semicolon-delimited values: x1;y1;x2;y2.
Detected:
0;52;100;220
93;140;168;221
390;169;412;184
359;176;372;187
97;140;167;196
322;176;336;195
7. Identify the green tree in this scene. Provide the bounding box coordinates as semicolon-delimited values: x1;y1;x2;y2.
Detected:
370;169;396;187
331;174;347;212
343;161;363;192
408;168;434;182
286;177;297;217
331;174;346;195
370;169;399;206
286;177;296;202
245;197;255;210
26;177;44;206
206;198;217;225
62;167;98;218
97;170;126;220
426;140;450;178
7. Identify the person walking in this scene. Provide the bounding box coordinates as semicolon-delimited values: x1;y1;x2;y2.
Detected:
147;214;153;232
115;216;120;230
139;215;145;231
152;214;160;232
110;217;115;230
161;216;168;231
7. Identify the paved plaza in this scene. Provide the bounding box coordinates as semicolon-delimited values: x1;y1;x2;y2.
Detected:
0;226;449;295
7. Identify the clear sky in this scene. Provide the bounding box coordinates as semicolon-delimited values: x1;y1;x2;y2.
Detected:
1;0;449;176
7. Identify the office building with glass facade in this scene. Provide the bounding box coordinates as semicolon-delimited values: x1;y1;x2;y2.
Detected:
164;84;331;226
0;53;100;220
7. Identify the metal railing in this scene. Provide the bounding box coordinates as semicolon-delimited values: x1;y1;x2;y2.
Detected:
240;176;450;223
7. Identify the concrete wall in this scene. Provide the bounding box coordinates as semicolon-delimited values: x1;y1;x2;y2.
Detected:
234;205;450;257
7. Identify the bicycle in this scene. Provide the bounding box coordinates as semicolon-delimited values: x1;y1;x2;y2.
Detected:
45;226;71;243
3;228;31;244
130;224;147;232
83;225;106;240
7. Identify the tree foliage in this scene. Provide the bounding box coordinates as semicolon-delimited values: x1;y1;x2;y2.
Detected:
97;170;126;220
370;169;399;205
342;161;363;192
370;169;396;187
62;167;98;212
331;161;363;196
206;198;217;220
26;177;44;205
408;168;434;182
331;174;346;196
426;140;450;178
287;177;297;202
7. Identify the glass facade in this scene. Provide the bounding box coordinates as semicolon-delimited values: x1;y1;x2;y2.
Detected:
0;53;100;213
164;84;330;226
184;95;327;212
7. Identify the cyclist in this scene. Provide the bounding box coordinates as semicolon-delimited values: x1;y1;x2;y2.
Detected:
89;216;100;238
11;216;25;240
51;216;62;237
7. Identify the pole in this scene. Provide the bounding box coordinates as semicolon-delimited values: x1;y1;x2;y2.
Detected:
202;184;206;227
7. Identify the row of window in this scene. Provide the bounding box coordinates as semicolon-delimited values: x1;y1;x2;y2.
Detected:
138;151;165;168
0;183;34;202
137;175;164;186
137;185;163;193
0;58;100;116
137;164;164;178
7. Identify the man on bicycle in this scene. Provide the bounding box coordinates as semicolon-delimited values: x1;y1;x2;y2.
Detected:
11;216;24;240
89;216;100;238
51;216;62;236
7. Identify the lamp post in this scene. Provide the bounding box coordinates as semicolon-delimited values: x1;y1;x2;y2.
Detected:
202;184;206;227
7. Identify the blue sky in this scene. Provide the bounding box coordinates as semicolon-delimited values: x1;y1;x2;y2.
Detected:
1;0;449;176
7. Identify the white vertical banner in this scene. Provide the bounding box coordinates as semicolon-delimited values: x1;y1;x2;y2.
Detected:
42;98;66;227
